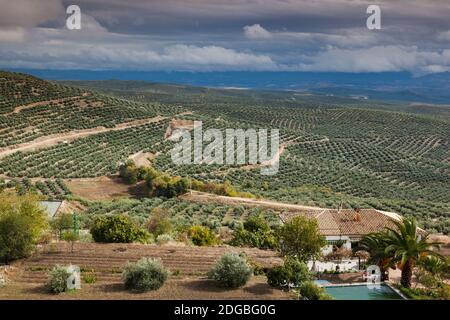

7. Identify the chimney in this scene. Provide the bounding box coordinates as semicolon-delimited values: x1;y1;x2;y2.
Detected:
353;208;361;222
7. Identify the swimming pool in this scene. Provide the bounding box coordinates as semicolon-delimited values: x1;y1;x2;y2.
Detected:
324;284;404;300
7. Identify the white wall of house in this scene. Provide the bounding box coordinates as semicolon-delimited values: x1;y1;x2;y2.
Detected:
322;235;352;255
308;259;359;272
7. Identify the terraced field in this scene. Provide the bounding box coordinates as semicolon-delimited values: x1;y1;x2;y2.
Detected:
14;243;281;284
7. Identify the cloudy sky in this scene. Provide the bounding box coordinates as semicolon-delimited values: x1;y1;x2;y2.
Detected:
1;0;450;74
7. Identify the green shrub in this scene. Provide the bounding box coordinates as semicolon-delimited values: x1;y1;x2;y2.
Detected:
243;215;271;233
50;214;73;240
230;214;278;249
156;234;173;245
83;271;97;284
207;252;253;288
149;175;189;198
298;281;333;300
249;260;267;276
90;215;149;243
79;232;93;243
0;215;34;263
0;192;48;264
47;265;71;294
173;269;181;277
277;215;326;262
119;160;139;184
267;265;291;288
146;208;172;236
398;283;450;300
267;258;312;288
188;225;218;246
230;228;277;249
122;258;168;292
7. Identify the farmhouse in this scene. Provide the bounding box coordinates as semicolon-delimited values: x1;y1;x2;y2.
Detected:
280;208;406;255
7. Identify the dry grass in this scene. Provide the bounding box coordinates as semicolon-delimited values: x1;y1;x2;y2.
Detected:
65;176;133;200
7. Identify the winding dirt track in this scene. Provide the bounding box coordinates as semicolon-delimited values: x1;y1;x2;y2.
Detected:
0;116;166;159
3;96;83;116
180;191;325;212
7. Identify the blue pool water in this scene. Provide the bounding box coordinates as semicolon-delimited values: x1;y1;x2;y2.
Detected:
324;284;403;300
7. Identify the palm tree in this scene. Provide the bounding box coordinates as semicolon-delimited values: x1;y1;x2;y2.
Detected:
358;232;392;281
384;218;442;288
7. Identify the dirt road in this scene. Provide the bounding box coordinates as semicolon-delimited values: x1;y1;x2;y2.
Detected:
0;116;166;159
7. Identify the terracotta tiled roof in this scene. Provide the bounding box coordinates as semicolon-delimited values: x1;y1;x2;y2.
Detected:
281;208;403;237
327;209;399;236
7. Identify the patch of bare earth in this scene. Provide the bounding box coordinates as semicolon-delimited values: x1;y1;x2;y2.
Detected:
128;151;155;167
0;242;288;300
165;119;196;139
64;176;134;201
180;191;324;213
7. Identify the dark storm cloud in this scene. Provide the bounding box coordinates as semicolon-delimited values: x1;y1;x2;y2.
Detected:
1;0;450;72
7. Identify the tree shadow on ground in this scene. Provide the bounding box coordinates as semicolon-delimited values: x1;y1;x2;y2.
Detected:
243;282;277;295
97;282;125;293
179;278;235;293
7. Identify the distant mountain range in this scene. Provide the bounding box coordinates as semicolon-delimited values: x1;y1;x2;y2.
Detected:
8;69;450;105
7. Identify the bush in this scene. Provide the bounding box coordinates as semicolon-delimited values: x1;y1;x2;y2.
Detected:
207;252;253;288
50;214;73;240
267;265;292;288
149;175;189;198
188;225;218;246
298;281;333;300
47;265;71;294
230;228;277;249
146;208;172;237
230;214;278;249
243;214;271;233
277;216;326;262
122;258;168;292
249;260;267;276
0;192;48;263
119;160;138;184
83;271;97;284
90;215;149;243
267;258;312;288
0;215;34;263
156;234;173;245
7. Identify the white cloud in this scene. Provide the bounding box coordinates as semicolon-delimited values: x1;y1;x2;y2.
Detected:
0;28;27;42
162;45;276;68
436;30;450;41
0;27;278;71
294;46;450;74
243;24;272;40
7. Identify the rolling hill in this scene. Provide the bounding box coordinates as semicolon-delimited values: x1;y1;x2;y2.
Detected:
0;70;449;234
